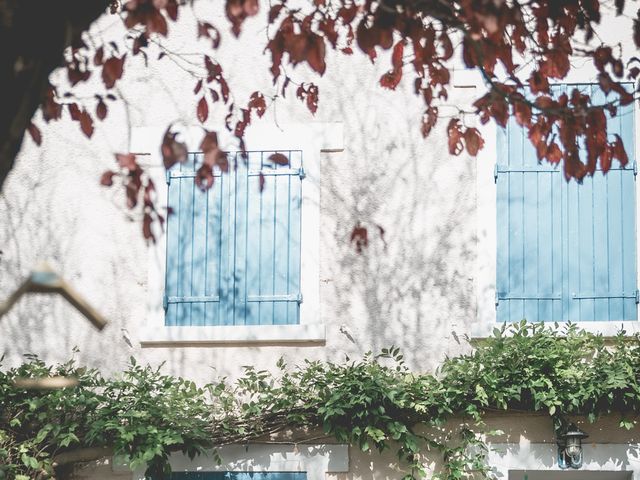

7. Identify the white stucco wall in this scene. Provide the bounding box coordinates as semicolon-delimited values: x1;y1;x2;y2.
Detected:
0;2;478;381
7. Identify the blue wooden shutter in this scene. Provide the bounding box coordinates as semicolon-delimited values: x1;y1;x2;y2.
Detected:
165;151;302;326
165;154;227;326
496;83;637;322
496;99;564;322
238;151;303;325
169;472;307;480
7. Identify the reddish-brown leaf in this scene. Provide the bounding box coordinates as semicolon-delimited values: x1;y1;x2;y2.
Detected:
490;97;509;128
79;110;94;138
197;97;209;123
148;10;168;36
529;70;549;94
248;92;266;117
68;103;81;121
161;127;188;169
447;119;464;155
306;34;326;75
42;86;63;122
268;152;289;165
100;170;115;186
27;123;42;145
391;41;404;70
96;100;108;120
439;33;453;61
350;225;368;253
165;0;178;21
600;144;613;174
200;130;219;153
463;127;485;156
547;142;563;164
195;164;215;190
514;100;532;127
115;153;137;170
143;213;155;241
102;55;126;89
268;4;283;23
338;5;357;24
421;107;438;138
593;46;613;72
611;134;629;166
132;34;148;55
94;47;104;66
219;77;230;103
380;69;402;90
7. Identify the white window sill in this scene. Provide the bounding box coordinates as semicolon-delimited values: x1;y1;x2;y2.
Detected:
471;321;640;341
139;323;326;347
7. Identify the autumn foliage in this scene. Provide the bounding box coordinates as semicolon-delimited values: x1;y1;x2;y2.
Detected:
10;0;640;240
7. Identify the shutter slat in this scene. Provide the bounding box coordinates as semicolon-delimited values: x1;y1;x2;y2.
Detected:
232;152;249;326
190;154;209;326
496;121;510;321
220;154;236;326
551;168;564;321
287;151;303;325
273;168;291;325
244;151;302;326
204;165;225;325
165;164;181;326
619;94;637;320
509;115;526;322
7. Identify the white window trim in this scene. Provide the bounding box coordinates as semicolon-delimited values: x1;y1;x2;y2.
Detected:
471;81;640;338
130;122;343;346
112;443;349;480
488;442;640;479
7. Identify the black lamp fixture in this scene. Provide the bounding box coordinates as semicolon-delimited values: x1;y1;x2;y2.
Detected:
557;423;589;469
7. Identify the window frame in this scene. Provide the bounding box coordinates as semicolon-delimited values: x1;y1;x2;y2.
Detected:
472;84;640;338
131;123;342;346
163;149;305;328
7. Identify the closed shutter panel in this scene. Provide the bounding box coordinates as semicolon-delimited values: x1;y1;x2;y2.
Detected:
496;105;563;322
565;84;637;321
165;151;303;326
165;154;227;326
241;151;303;325
496;83;637;322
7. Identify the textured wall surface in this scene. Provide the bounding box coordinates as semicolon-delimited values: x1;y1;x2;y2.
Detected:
0;3;478;382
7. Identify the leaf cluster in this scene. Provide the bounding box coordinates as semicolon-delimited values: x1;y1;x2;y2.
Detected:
3;324;640;479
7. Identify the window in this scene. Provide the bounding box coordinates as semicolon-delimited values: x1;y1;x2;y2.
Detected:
168;473;306;480
495;83;638;323
115;443;348;478
164;151;303;327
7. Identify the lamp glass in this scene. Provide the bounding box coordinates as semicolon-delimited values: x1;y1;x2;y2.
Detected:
565;439;581;457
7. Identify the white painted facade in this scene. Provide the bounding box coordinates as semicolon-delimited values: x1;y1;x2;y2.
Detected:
1;2;640;479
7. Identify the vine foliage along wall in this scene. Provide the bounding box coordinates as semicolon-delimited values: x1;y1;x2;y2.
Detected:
1;322;640;479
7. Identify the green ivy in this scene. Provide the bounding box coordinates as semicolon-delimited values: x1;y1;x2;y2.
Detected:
2;322;640;479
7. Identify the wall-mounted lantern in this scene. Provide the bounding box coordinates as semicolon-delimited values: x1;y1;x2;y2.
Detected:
557;423;588;469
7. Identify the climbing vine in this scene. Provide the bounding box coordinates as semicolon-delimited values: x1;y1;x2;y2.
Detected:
2;322;640;479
